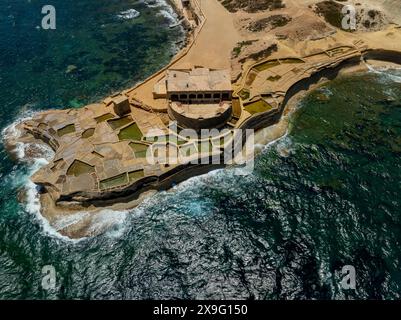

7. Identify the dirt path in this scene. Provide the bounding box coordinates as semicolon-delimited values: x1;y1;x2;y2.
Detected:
130;0;243;111
174;0;241;69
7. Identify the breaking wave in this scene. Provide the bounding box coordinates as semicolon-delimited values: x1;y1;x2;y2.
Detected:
364;61;401;83
117;8;140;20
144;0;180;24
2;115;131;242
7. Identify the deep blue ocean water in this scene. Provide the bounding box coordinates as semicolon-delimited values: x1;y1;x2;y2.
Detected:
1;0;401;299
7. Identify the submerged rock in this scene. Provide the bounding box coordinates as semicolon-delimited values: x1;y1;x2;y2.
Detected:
66;65;78;74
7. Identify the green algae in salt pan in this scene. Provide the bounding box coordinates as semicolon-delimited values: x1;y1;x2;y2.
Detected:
108;116;133;130
244;99;272;114
118;123;143;141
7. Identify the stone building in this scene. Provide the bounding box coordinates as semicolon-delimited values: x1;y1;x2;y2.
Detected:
153;67;233;130
153;67;232;102
165;67;232;103
104;94;131;116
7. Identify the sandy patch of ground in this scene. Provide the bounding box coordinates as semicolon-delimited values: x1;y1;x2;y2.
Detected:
131;0;245;111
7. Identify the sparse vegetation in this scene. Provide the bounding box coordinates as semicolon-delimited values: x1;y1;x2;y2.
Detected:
267;75;281;82
238;89;250;100
239;43;278;63
232;40;257;58
315;2;386;32
247;14;292;32
220;0;285;13
360;9;385;31
368;10;378;19
314;0;344;29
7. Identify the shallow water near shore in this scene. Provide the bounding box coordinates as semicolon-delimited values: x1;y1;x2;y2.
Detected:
1;2;401;300
0;0;183;116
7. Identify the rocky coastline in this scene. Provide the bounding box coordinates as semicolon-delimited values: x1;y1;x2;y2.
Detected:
4;0;401;238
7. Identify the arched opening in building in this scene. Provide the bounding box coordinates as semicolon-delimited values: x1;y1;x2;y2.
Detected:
222;93;230;100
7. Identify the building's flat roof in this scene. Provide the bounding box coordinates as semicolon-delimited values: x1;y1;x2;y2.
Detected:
166;67;232;93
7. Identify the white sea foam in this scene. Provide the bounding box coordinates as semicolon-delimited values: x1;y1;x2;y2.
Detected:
22;155;130;241
157;9;178;24
2;114;130;242
8;137;83;243
16;152;83;242
275;135;295;158
117;9;140;20
1;110;37;144
52;211;90;231
88;209;129;239
2;112;54;168
317;86;334;97
144;0;166;9
144;0;180;24
364;61;401;83
19;142;54;162
386;72;401;83
24;179;80;242
2;122;22;142
129;168;225;213
171;168;225;192
14;142;26;160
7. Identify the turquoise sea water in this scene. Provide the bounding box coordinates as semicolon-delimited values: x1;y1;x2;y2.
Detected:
1;1;401;299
